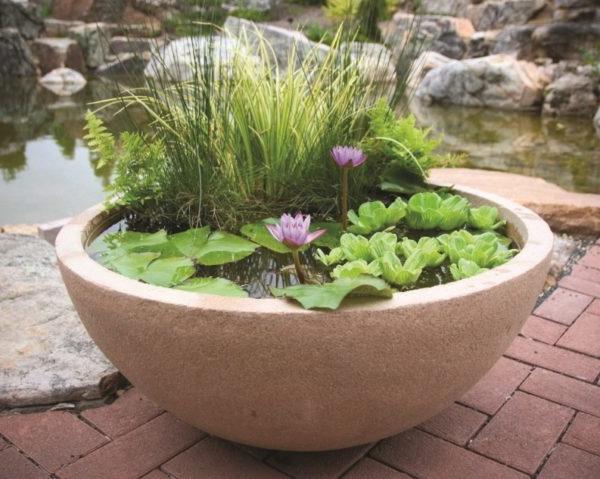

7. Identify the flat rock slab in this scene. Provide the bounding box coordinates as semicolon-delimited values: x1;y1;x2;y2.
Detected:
0;234;115;407
431;168;600;235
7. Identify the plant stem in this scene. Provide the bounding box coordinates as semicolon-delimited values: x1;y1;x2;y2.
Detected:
292;249;307;284
340;167;349;231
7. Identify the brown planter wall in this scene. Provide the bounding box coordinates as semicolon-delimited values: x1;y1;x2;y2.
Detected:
56;185;553;451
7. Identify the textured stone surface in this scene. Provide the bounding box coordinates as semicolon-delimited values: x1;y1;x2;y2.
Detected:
467;0;545;30
416;54;548;110
430;168;600;234
31;37;86;75
0;27;37;77
68;22;111;69
39;67;87;96
532;22;600;61
543;73;598;117
0;0;42;39
0;234;115;407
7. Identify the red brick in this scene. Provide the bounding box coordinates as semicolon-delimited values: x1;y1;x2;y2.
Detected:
343;458;411;478
534;287;593;325
0;411;108;472
520;315;567;344
572;264;600;283
562;412;600;456
460;357;531;415
163;437;285;479
0;447;48;479
418;403;487;446
370;429;527;479
267;442;372;479
505;336;600;382
557;312;600;358
579;246;600;270
81;389;163;438
538;443;600;479
57;413;204;479
141;471;169;479
589;299;600;315
560;274;600;298
520;368;600;417
470;391;573;474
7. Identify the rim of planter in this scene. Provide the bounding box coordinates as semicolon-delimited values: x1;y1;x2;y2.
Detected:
56;184;554;314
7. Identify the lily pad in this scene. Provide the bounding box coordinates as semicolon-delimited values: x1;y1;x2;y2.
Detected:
195;232;259;266
169;227;211;258
139;256;196;287
271;276;394;310
176;277;249;297
311;222;342;249
240;220;291;254
106;230;169;252
109;252;161;280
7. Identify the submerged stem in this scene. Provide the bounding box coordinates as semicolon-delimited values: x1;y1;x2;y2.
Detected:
340;168;349;231
291;249;307;284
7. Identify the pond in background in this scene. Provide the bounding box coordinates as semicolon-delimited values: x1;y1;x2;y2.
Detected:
1;79;599;225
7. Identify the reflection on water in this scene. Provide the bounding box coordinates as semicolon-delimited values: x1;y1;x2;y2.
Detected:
1;78;599;225
410;101;600;195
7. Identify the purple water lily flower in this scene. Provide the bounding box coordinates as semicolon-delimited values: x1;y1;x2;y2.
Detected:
266;213;326;250
331;146;367;169
267;213;326;284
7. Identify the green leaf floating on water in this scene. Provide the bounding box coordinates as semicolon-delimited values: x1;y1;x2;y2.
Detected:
104;230;180;257
241;219;291;254
139;256;196;287
311;222;342;249
194;231;259;266
109;252;161;280
176;277;249;297
271;276;394;310
450;259;489;281
169;227;211;258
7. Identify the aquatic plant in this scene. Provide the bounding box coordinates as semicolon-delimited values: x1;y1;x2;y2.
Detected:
347;198;406;235
331;146;367;230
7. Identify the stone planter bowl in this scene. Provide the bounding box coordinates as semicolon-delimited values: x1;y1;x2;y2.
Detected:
56;185;553;451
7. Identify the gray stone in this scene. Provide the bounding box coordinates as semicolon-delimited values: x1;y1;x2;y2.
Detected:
97;52;148;75
133;0;177;15
68;22;111;69
31;37;86;75
418;0;470;16
39;67;87;96
409;50;454;91
467;0;546;30
85;0;127;23
553;6;600;21
390;12;474;60
415;53;549;110
466;30;498;58
594;106;600;135
542;73;598;116
43;18;84;37
532;22;600;61
0;27;37;77
0;234;115;407
0;0;42;39
490;24;535;59
339;41;396;82
225;0;282;11
554;0;595;7
109;35;155;55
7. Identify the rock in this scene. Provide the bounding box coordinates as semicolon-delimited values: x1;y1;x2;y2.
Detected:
0;234;116;407
490;24;535;59
409;50;454;90
339;42;396;82
97;52;148;75
43;18;84;37
133;0;176;15
595;107;600;135
390;12;474;60
39;67;87;96
31;37;86;75
226;0;282;11
532;22;600;61
85;0;127;22
542;73;598;116
109;35;155;55
418;0;470;16
51;0;94;21
224;17;328;68
553;6;599;22
430;168;600;234
416;54;548;110
68;22;111;68
0;0;42;39
466;30;498;58
467;0;546;30
0;27;37;77
554;0;595;7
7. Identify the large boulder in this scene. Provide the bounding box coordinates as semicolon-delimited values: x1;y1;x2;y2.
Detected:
490;24;535;59
467;0;546;30
31;37;86;75
85;0;127;22
543;73;598;116
39;67;87;96
97;52;148;76
226;0;282;12
51;0;95;21
0;27;37;77
532;22;600;61
68;22;112;69
418;0;470;16
43;18;85;36
409;50;454;90
415;54;548;110
390;12;474;60
0;0;42;39
133;0;177;15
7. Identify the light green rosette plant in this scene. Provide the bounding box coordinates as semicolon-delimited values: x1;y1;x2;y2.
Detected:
347;198;406;235
468;206;506;231
450;259;489;280
398;237;446;268
378;251;426;287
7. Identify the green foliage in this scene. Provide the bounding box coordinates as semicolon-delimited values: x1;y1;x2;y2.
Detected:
468;206;505;231
315;247;345;266
139;257;196;287
398;237;445;267
339;233;372;261
437;230;517;269
303;23;335;45
241;219;292;254
230;7;270;22
450;259;488;281
271;275;394;310
331;259;381;279
84;111;116;169
406;192;469;231
176;277;249;297
347;198;406;235
378;251;425;286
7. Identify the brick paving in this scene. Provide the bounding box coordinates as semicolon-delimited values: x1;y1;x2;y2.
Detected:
1;252;600;478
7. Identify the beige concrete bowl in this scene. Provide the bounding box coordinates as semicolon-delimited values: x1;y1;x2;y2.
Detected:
56;185;553;451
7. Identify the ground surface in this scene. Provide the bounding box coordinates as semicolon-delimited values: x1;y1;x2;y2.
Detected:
1;240;600;478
